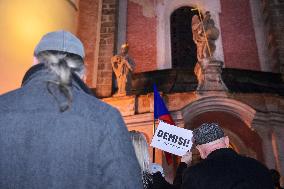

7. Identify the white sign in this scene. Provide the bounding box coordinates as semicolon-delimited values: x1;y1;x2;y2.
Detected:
150;121;193;156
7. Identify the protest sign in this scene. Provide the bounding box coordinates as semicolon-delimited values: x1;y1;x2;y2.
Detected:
150;121;193;156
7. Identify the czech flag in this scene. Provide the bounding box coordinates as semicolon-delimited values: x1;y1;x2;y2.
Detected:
153;84;174;165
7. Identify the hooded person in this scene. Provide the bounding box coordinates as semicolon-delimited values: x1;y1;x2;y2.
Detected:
181;123;273;189
0;30;142;189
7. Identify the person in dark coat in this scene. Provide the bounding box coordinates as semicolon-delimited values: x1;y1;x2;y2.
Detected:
270;169;284;189
0;30;142;189
181;123;274;189
172;151;192;189
130;130;191;189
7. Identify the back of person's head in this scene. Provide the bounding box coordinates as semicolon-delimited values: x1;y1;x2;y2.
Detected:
270;169;281;188
33;30;85;112
129;130;151;174
193;123;229;159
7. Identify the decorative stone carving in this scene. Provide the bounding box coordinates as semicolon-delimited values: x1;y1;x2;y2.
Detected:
194;59;228;92
111;43;135;96
192;11;219;61
192;11;227;92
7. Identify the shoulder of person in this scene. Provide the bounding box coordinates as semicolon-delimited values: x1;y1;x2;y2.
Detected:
183;157;212;177
74;92;122;123
0;88;22;108
240;155;270;170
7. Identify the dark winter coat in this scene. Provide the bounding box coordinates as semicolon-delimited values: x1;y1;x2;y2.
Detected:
0;64;142;189
142;162;188;189
143;172;173;189
181;148;273;189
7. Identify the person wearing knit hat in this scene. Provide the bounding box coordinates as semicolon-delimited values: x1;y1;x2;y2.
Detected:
181;122;273;189
192;122;229;159
0;30;142;189
193;122;225;144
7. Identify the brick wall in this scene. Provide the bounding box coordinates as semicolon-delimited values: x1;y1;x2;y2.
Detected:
127;1;157;73
262;0;284;79
77;0;117;97
96;0;117;97
77;0;100;88
220;0;261;71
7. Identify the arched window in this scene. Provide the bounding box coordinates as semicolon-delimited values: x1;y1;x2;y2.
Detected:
170;7;198;69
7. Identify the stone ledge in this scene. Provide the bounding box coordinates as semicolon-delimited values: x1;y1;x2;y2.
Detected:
102;95;136;116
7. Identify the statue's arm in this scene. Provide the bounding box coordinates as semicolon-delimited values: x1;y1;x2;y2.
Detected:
111;56;120;76
123;59;133;72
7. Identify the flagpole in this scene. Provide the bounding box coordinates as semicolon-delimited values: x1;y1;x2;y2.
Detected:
152;117;156;163
153;84;174;165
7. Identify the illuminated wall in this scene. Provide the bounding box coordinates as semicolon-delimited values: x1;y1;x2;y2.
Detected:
0;0;78;94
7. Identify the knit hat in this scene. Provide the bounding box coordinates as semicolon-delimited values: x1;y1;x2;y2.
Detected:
193;123;224;145
34;30;85;59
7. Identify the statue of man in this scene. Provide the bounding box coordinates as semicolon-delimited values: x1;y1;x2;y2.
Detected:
192;11;219;62
111;43;135;96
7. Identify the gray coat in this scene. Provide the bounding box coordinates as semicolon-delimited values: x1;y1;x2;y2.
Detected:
0;65;142;189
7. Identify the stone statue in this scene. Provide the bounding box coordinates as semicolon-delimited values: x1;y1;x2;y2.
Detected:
192;11;227;93
111;43;135;96
192;11;219;61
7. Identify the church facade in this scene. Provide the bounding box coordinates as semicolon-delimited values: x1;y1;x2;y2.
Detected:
76;0;284;182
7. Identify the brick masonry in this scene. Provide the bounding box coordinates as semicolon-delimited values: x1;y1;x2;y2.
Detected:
77;0;100;88
262;0;284;79
220;0;261;71
77;0;117;97
127;1;157;73
96;0;118;97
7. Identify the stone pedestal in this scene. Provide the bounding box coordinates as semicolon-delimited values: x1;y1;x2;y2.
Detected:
102;95;136;116
194;58;228;93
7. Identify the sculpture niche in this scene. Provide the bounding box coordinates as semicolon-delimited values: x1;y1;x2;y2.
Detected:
111;43;135;96
191;11;227;92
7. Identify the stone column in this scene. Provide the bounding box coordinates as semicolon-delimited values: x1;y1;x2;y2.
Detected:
116;0;127;53
272;125;284;185
253;124;275;168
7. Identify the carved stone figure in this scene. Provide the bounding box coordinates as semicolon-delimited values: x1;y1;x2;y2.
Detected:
192;11;227;93
111;43;135;96
192;11;219;61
